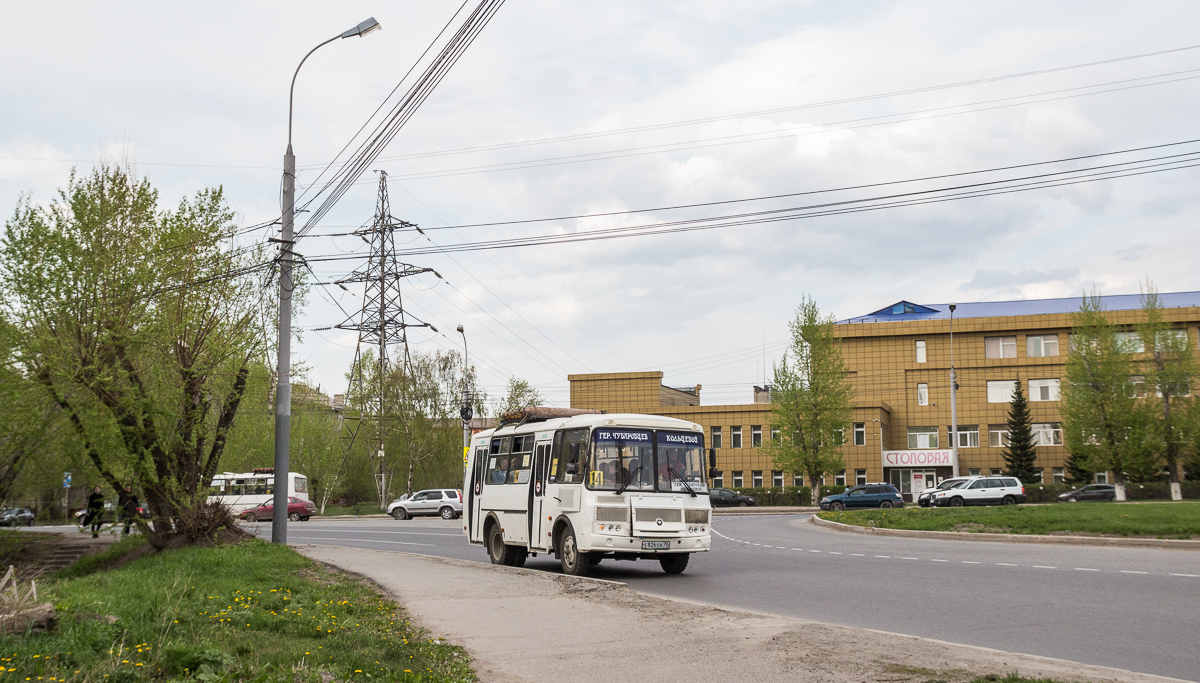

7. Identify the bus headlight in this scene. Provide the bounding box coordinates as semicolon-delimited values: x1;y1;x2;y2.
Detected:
687;526;707;534
595;523;625;535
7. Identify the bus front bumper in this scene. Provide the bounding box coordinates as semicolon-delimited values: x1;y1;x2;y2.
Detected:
582;531;710;553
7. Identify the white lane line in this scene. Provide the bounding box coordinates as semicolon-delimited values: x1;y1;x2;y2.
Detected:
762;545;774;548
1074;568;1100;572
1120;571;1148;574
809;549;822;553
291;536;435;547
874;555;891;558
792;548;803;551
752;543;761;546
996;563;1018;567
962;561;982;564
828;551;842;555
929;559;948;562
850;553;865;556
1170;573;1199;577
1034;565;1057;569
900;557;918;560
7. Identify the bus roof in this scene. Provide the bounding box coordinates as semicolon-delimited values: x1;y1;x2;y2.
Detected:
473;412;703;441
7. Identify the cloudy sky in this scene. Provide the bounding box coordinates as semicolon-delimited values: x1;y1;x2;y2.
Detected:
4;1;1200;408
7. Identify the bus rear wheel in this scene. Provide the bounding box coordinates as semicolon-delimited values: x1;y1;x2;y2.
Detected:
488;523;526;567
558;527;590;577
660;554;689;574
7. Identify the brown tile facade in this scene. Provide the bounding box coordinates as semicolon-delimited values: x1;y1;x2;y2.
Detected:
567;302;1200;493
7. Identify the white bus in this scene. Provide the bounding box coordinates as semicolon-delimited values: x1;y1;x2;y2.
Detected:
207;469;310;513
464;411;714;576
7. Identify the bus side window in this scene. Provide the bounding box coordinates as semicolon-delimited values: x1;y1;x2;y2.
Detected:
553;428;588;485
486;437;512;485
252;479;266;495
208;480;224;496
265;478;275;495
230;480;245;496
293;477;307;494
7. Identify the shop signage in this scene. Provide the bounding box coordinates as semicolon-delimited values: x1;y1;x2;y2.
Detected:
882;449;957;467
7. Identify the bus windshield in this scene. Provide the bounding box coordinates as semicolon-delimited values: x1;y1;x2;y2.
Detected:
590;428;654;491
656;431;708;493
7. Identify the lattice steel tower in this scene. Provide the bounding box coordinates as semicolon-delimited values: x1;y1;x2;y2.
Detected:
336;171;437;507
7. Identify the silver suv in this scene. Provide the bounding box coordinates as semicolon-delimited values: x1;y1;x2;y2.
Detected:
929;476;1027;507
388;489;462;520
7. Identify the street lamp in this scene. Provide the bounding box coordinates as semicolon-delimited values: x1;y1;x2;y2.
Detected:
457;325;472;470
948;303;959;478
273;17;382;545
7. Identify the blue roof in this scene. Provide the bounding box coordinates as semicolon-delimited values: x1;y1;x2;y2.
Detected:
838;291;1200;324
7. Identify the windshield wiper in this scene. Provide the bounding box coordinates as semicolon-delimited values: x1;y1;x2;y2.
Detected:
667;466;697;497
616;466;643;495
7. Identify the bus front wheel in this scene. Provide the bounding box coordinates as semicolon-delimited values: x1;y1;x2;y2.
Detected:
558;527;590;577
660;553;689;574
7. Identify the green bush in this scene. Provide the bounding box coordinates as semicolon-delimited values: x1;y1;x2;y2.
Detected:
724;485;847;507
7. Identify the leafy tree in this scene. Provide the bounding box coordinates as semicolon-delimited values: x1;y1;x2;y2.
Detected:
762;296;855;507
1135;285;1198;496
0;165;270;548
498;376;541;415
0;318;62;505
1002;380;1039;482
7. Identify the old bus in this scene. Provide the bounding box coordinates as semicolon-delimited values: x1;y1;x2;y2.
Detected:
464;411;713;576
207;469;310;514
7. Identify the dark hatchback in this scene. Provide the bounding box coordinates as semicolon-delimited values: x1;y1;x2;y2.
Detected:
820;484;904;511
709;488;757;507
1058;484;1117;502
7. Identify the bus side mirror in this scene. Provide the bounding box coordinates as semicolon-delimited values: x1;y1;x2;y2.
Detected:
707;448;718;479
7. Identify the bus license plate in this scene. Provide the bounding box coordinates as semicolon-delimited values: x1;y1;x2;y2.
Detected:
641;540;671;550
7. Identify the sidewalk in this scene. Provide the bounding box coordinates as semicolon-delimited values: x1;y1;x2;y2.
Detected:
297;545;1187;683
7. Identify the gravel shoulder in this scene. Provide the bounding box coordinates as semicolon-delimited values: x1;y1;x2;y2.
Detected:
297;544;1188;683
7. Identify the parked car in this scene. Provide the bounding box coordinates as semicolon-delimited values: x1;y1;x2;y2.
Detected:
708;488;757;507
820;484;904;511
1058;484;1117;503
388;489;463;520
240;497;317;522
0;508;35;527
917;477;970;507
929;476;1027;507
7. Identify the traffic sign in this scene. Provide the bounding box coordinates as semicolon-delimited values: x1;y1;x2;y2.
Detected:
63;472;71;488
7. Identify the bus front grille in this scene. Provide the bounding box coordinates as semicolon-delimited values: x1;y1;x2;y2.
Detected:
684;509;710;524
595;506;629;522
634;508;683;523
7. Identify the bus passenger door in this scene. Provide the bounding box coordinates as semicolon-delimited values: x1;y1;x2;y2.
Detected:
469;446;487;541
530;441;551;550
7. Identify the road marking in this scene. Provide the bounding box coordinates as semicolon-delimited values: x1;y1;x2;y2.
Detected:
929;559;948;562
874;555;891;558
809;549;821;553
1074;568;1100;572
792;548;803;551
996;563;1018;567
762;545;774;548
827;551;842;555
901;557;918;560
290;536;435;547
1120;571;1148;574
850;553;865;556
1034;565;1057;569
752;543;761;546
1170;573;1199;577
962;561;981;564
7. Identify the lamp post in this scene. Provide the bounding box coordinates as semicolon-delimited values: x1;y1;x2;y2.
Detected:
457;325;472;472
872;418;884;483
273;17;382;545
948;303;959;478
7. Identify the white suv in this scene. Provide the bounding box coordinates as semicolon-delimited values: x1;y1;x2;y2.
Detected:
388;489;463;520
929;476;1027;507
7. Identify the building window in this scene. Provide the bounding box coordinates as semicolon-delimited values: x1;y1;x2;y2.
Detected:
985;336;1017;359
1095;472;1108;484
731;426;742;449
1027;334;1059;357
915;340;927;363
853;423;866;446
771;427;780;442
1052;467;1064;484
990;468;1002;476
1033;469;1044;483
793;473;803;487
711;426;722;449
751;470;763;487
988;425;1009;447
751;425;762;447
855;469;867;485
987;380;1018;403
1029;378;1061;402
969;468;981;476
712;473;724;488
1130;375;1147;398
834;470;845;486
917;383;929;406
1032;422;1063;446
732;471;743;488
1114;331;1144;353
907;426;938;449
948;425;979;448
772;470;784;487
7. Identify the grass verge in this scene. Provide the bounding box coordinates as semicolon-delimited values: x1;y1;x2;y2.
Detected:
883;663;1078;683
2;538;474;682
819;501;1200;539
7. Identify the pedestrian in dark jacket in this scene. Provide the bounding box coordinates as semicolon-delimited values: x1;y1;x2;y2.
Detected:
117;484;140;536
85;485;104;538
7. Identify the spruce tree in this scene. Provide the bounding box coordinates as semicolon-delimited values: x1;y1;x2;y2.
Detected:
1063;450;1094;485
1003;380;1040;482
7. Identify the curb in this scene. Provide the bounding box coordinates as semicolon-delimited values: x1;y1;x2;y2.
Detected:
809;514;1200;549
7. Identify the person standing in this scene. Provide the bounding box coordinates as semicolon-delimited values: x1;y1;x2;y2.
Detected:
117;484;140;536
84;485;105;538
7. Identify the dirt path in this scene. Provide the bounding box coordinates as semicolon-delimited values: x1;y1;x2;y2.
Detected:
297;545;1188;683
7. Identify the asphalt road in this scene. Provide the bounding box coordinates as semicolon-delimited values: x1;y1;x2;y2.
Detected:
257;514;1200;681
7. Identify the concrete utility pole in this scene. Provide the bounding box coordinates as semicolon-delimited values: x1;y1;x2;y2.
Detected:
458;325;472;473
273;17;381;545
949;303;959;478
